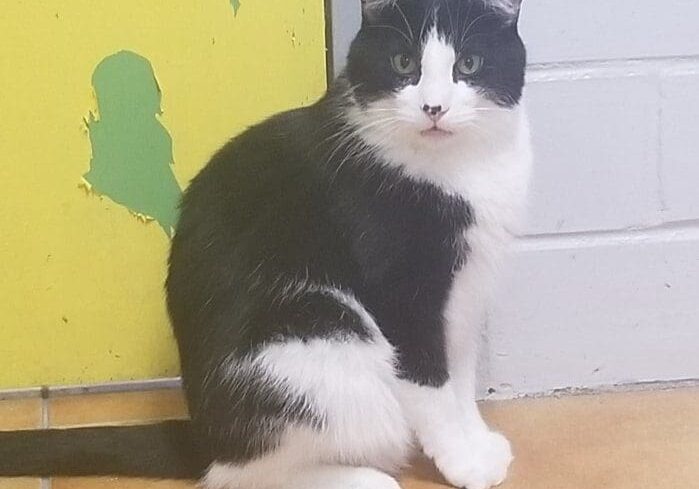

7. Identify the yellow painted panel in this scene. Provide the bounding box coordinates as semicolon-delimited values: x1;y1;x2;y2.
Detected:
0;1;327;388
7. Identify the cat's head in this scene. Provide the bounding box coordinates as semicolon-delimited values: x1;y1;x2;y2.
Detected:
343;0;526;153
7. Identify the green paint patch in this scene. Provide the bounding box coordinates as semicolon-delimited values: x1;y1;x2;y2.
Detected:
84;51;181;237
230;0;241;15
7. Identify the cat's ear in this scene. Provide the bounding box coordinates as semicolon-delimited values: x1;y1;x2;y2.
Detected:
491;0;523;25
361;0;390;25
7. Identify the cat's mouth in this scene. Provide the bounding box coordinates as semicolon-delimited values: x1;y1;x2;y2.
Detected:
420;126;453;138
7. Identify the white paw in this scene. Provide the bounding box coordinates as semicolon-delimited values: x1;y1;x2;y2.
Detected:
284;466;401;489
344;468;402;489
433;430;513;489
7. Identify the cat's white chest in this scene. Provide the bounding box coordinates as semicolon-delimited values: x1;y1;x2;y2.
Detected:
442;126;533;377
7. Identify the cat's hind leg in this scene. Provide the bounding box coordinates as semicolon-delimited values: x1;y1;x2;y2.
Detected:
196;288;412;489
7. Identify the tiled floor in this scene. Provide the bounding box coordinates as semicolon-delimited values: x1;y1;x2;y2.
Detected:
0;387;697;489
50;390;189;428
0;398;42;432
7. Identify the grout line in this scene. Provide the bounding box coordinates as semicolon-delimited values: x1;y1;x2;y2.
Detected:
40;387;50;429
485;378;699;401
53;378;182;397
528;54;699;73
41;387;51;489
527;57;699;83
0;387;42;401
0;377;183;400
516;219;699;252
545;378;699;398
51;417;190;430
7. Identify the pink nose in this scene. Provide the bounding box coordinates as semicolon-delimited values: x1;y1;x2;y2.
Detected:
422;104;447;121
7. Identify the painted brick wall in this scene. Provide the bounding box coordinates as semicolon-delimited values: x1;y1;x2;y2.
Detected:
331;1;699;396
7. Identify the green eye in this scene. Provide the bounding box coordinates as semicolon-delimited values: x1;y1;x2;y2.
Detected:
391;53;418;75
456;55;484;76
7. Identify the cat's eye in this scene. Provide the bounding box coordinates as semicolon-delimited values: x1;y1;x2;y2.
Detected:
456;55;484;76
391;53;418;76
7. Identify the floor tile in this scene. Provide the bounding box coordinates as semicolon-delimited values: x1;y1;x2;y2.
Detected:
0;398;43;489
402;388;699;489
483;388;699;489
3;387;694;489
0;479;41;489
401;457;450;489
49;389;188;428
53;478;196;489
0;397;42;431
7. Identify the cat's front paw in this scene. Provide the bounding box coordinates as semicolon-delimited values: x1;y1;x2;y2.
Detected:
433;430;513;489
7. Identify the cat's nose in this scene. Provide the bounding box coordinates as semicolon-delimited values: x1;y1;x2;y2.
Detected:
422;104;448;121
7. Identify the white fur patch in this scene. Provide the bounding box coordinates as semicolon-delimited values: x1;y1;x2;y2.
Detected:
205;463;401;489
203;287;412;489
254;337;411;471
396;379;513;489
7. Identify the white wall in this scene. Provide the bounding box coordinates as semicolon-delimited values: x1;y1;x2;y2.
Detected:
331;1;699;396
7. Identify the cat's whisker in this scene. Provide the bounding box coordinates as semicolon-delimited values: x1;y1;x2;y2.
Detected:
328;116;405;177
323;114;399;165
366;24;413;45
443;0;457;42
462;121;499;148
461;32;490;48
418;2;436;40
472;107;509;112
460;12;497;48
362;108;402;114
394;3;415;42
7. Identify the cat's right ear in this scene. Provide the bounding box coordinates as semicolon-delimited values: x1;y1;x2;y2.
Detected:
361;0;388;25
491;0;523;26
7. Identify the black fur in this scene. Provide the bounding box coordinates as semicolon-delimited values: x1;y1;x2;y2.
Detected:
194;361;324;464
166;90;474;465
0;0;526;479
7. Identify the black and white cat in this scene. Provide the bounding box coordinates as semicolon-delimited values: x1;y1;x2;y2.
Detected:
0;1;531;488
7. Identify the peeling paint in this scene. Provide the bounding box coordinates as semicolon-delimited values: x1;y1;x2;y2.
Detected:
130;211;156;225
78;177;101;199
83;51;181;237
1;0;328;389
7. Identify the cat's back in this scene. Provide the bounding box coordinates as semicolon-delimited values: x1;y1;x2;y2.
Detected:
167;103;342;321
182;105;324;222
173;101;342;258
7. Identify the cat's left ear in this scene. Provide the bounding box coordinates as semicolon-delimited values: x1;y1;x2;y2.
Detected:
491;0;523;25
361;0;388;25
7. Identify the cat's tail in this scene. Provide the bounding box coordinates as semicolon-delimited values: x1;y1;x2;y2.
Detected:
0;420;205;479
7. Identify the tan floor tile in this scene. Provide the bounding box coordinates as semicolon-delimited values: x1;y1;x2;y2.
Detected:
0;399;45;489
50;389;188;428
401;456;451;489
6;388;695;489
484;388;699;489
0;397;42;431
0;479;41;489
402;388;699;489
52;478;196;489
